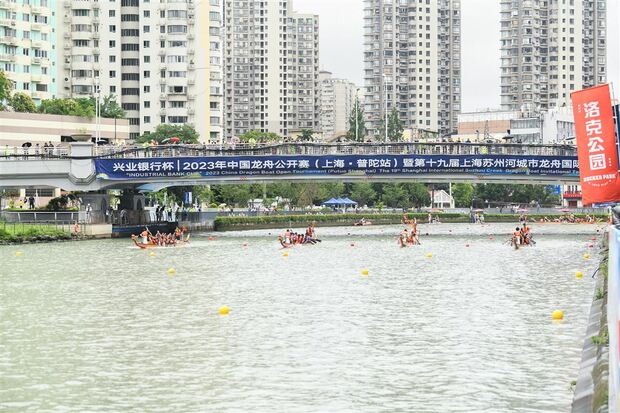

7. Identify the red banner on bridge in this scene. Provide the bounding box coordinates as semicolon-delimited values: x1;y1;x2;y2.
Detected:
571;84;620;205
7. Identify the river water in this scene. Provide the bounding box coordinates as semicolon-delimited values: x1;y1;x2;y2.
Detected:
0;223;603;412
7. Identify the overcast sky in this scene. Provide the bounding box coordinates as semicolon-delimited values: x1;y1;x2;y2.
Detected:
295;0;620;112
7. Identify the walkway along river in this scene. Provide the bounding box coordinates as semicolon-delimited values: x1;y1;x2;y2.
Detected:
0;223;602;412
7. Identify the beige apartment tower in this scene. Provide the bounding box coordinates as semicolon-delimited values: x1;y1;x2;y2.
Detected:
57;0;224;143
500;0;607;112
363;0;461;138
319;70;358;140
223;0;319;138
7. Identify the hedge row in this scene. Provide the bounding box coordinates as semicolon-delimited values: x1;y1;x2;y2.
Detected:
0;227;71;243
214;212;608;229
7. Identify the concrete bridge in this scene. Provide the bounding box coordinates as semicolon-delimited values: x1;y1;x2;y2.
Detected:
0;142;580;191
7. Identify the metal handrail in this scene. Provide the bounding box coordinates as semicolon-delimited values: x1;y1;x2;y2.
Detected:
0;142;578;160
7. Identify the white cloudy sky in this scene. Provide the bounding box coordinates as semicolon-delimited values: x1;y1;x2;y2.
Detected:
295;0;620;112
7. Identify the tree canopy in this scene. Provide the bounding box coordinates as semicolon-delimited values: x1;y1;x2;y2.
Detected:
238;130;282;143
379;107;404;142
298;129;315;142
346;99;367;142
137;123;200;144
9;92;36;113
0;70;13;110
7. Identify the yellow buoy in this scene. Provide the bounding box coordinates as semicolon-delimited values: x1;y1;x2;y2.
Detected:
576;271;583;279
583;253;590;260
218;306;230;315
15;251;23;257
167;268;176;275
149;252;156;257
361;269;369;276
552;310;564;320
282;252;289;257
425;252;433;258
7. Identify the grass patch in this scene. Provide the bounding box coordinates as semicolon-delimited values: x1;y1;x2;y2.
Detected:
0;223;71;243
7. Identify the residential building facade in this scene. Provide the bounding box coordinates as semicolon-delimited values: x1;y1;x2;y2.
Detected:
223;0;319;138
57;0;223;142
0;0;57;102
319;70;358;140
500;0;607;112
363;0;461;138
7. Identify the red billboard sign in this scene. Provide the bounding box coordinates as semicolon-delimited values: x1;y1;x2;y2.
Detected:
572;84;620;205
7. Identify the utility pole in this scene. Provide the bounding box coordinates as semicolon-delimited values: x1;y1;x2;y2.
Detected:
95;77;100;144
355;88;360;141
383;75;388;142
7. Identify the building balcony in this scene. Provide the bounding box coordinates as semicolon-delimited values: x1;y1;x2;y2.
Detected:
30;22;45;31
0;18;13;27
31;40;44;48
0;1;16;10
0;36;18;45
31;57;41;64
0;53;15;62
30;74;42;82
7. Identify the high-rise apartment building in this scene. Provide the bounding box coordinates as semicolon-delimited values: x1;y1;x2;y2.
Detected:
0;0;57;103
319;70;358;140
363;0;461;138
223;0;319;138
58;0;223;142
287;12;320;133
500;0;607;112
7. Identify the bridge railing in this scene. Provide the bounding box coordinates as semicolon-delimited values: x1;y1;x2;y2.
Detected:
0;142;578;160
0;146;70;160
92;142;577;159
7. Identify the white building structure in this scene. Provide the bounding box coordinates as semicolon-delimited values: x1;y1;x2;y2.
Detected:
57;0;223;143
500;0;607;111
223;1;319;139
0;0;57;102
363;0;461;138
319;70;358;140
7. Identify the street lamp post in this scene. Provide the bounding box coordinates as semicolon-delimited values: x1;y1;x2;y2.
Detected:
355;88;360;142
383;75;388;142
94;77;101;144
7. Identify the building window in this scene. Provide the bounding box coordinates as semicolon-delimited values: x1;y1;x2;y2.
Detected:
109;56;116;63
109;25;116;33
143;40;150;48
144;116;150;123
109;10;115;17
144;70;150;78
109;40;116;48
144;101;150;108
110;86;116;93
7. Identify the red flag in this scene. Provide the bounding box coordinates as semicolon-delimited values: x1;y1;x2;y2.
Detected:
572;84;620;205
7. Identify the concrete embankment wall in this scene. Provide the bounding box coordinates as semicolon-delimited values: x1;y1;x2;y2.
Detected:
572;234;609;413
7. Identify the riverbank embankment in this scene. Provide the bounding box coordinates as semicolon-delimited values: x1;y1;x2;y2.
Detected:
214;213;606;231
571;232;609;413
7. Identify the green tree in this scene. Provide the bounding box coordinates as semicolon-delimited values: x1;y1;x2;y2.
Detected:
349;182;376;206
346;98;367;142
9;92;36;113
403;183;430;208
39;98;94;117
238;130;281;144
137;123;199;144
291;183;327;207
452;183;474;207
266;183;297;202
299;129;315;142
381;184;410;208
100;94;125;118
212;185;252;207
322;182;345;199
379;107;404;142
387;107;404;142
0;70;12;110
